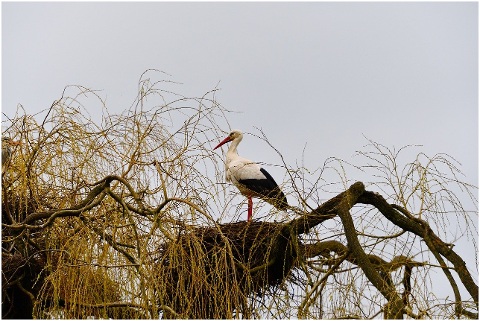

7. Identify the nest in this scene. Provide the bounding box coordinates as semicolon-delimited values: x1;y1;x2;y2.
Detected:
153;220;298;319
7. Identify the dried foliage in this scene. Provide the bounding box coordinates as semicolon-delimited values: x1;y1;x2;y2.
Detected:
2;70;477;319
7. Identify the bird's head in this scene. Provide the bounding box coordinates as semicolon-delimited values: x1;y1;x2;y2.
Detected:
2;137;21;146
213;129;243;150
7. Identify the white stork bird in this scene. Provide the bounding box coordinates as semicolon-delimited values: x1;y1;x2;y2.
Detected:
214;129;288;221
2;137;21;170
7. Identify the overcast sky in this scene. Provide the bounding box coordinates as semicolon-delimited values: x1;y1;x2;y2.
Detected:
3;2;478;180
2;1;478;306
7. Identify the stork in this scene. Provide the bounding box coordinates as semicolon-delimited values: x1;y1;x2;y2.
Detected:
214;130;288;221
2;137;21;170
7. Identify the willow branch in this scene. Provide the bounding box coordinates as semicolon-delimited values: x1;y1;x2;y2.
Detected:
3;190;108;232
298;251;349;317
332;183;405;319
287;181;366;235
79;214;139;268
358;191;479;304
304;240;425;273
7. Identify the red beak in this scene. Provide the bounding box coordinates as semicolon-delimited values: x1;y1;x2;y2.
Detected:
213;136;232;150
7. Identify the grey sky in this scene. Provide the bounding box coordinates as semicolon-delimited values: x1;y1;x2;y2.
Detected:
2;1;478;309
3;2;477;180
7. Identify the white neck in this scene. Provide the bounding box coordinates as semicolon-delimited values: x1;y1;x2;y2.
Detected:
228;136;241;155
226;134;243;162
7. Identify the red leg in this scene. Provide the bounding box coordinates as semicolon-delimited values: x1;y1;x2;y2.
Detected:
247;196;253;221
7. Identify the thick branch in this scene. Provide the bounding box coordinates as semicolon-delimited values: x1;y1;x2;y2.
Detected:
21;178;111;225
358;191;479;304
288;181;366;235
3;175;152;232
332;183;405;319
3;191;108;232
304;240;425;273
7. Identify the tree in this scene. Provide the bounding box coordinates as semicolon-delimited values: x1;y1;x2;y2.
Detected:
2;70;477;319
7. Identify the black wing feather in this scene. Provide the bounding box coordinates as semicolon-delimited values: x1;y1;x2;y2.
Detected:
238;168;288;209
